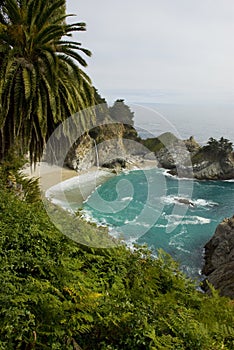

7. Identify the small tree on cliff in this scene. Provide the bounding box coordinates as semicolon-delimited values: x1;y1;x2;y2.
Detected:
203;137;233;159
109;99;134;126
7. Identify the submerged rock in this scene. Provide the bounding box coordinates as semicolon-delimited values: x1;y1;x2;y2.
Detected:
202;215;234;299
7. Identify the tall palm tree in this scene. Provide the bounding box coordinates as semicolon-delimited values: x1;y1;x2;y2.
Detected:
0;0;95;163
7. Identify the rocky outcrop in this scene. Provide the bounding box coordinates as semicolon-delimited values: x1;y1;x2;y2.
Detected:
202;216;234;298
160;139;234;180
65;125;234;180
184;136;201;153
192;157;234;180
143;133;234;180
65;132;95;171
65;124;151;171
151;134;200;170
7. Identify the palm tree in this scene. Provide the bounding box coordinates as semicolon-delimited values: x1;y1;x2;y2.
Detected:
0;0;95;163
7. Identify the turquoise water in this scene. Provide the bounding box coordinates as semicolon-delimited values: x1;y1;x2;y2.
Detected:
83;168;234;279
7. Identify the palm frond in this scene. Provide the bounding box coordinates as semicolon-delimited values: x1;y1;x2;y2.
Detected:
4;0;21;24
0;0;95;164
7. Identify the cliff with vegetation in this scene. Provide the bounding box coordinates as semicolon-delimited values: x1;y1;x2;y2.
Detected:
65;122;143;171
64;100;152;171
1;1;234;348
66;109;234;180
142;134;234;180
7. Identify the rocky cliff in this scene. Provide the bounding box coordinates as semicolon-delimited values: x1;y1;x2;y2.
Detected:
65;123;156;171
151;135;234;181
65;123;234;180
143;133;204;176
190;152;234;180
202;216;234;299
155;135;200;170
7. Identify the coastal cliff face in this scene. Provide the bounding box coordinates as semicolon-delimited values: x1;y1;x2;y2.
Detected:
65;118;234;180
65;124;153;171
155;135;200;170
142;133;200;170
151;135;234;180
191;153;234;180
202;216;234;299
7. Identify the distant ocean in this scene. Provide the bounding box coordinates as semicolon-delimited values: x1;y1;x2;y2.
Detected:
131;103;234;144
52;103;234;280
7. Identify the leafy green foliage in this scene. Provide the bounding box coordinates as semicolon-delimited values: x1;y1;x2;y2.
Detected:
0;0;95;164
0;154;41;203
193;137;233;163
0;172;233;349
143;132;180;154
143;137;165;153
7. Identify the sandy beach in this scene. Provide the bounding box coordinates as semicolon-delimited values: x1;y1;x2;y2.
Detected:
21;159;158;210
21;162;79;191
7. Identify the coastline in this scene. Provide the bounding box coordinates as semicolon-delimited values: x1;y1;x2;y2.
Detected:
21;159;158;210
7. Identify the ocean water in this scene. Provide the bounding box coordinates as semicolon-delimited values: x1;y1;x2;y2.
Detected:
83;168;234;279
131;103;234;144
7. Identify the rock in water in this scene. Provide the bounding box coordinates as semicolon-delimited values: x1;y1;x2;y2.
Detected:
175;198;194;207
202;215;234;298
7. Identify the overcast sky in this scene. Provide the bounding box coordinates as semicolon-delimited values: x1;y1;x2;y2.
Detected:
66;1;234;104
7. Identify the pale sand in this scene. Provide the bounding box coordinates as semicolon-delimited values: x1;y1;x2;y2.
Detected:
21;159;158;208
45;168;116;209
21;162;78;191
21;163;117;208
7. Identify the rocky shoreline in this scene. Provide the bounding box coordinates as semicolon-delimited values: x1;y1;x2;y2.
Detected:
64;123;234;181
202;215;234;299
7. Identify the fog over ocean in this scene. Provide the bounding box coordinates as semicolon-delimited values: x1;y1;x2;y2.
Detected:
131;103;234;144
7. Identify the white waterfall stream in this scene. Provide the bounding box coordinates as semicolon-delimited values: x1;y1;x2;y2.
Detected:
93;139;99;168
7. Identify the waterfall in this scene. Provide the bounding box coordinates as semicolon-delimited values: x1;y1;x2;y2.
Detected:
93;139;99;168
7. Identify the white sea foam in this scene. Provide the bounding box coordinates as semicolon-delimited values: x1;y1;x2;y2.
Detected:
169;229;191;253
80;209;104;227
121;196;133;202
165;214;211;226
155;223;167;228
45;169;112;199
161;195;218;208
193;198;218;207
162;169;195;181
162;169;174;178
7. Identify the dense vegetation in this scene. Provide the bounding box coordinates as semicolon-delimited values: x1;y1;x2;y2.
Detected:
192;137;233;164
0;166;234;349
203;137;233;159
